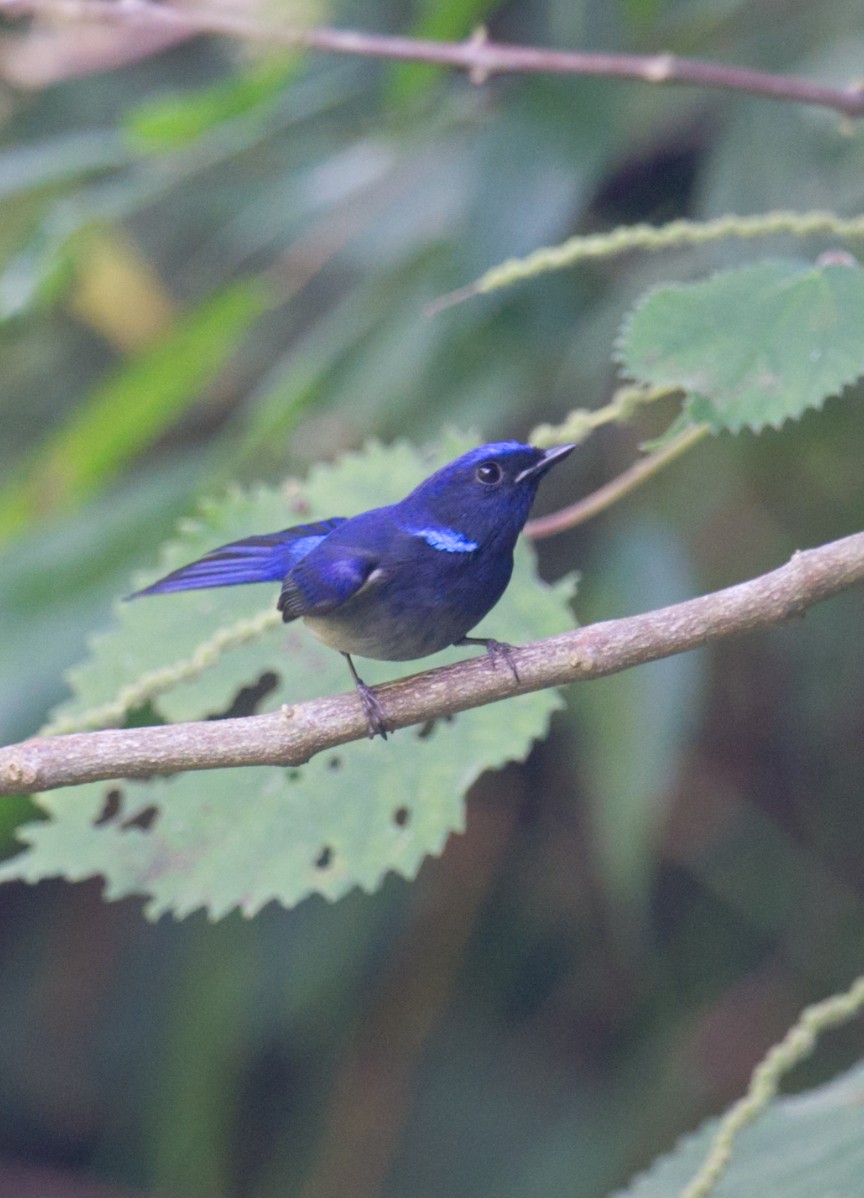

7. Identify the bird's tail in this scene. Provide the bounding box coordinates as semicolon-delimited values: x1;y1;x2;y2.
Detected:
128;518;346;599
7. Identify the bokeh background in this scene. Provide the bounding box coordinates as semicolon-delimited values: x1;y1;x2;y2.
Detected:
1;1;864;1195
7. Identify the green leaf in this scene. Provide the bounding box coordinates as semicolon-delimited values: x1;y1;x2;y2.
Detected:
617;259;864;433
3;436;577;918
2;690;556;920
0;280;269;542
610;1058;864;1198
0;224;77;323
125;60;296;152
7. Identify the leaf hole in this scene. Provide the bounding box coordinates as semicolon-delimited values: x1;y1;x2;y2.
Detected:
327;756;342;771
393;806;410;828
121;805;159;832
94;788;123;826
416;713;455;739
211;671;281;720
315;846;333;870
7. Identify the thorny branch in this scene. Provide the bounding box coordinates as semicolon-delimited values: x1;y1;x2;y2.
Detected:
2;0;864;117
1;531;863;797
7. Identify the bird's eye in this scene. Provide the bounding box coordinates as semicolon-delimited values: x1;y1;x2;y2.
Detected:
475;462;503;485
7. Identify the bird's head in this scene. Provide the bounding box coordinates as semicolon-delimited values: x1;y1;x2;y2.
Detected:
403;442;575;544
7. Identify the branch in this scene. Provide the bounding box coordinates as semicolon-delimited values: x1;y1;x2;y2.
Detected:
2;0;864;118
1;531;863;797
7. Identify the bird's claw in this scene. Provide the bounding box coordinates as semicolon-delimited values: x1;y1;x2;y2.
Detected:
483;638;520;684
357;681;389;740
456;636;520;684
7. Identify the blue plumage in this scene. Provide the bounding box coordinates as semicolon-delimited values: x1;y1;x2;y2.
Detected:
130;442;574;736
130;518;346;596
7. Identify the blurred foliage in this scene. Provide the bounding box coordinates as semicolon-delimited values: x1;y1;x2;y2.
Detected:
0;0;864;1197
0;278;269;537
126;59;300;151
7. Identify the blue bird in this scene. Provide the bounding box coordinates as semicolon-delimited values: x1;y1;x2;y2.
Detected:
130;442;575;737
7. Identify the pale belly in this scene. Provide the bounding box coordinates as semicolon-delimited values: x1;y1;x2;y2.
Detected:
302;610;460;661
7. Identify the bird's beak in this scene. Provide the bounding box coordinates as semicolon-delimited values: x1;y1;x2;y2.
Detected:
516;443;576;483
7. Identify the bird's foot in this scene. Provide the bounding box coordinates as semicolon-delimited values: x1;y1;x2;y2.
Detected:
342;652;389;740
456;636;520;684
355;680;389;740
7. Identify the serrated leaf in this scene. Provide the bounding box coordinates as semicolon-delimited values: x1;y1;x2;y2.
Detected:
6;436;577;918
2;685;559;920
611;1058;864;1198
618;259;864;433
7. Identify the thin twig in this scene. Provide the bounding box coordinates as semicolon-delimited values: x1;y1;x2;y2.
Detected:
2;0;864;118
526;424;709;538
1;530;862;797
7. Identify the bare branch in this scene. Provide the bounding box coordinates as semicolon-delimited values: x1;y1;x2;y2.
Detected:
1;0;864;117
1;531;863;797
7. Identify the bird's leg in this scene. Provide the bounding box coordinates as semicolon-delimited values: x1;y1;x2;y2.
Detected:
343;653;389;740
455;636;520;684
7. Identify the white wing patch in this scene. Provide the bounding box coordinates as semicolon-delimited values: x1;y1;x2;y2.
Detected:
410;526;478;554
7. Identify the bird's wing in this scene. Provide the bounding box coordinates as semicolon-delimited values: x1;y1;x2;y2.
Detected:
277;542;381;621
129;518;347;598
